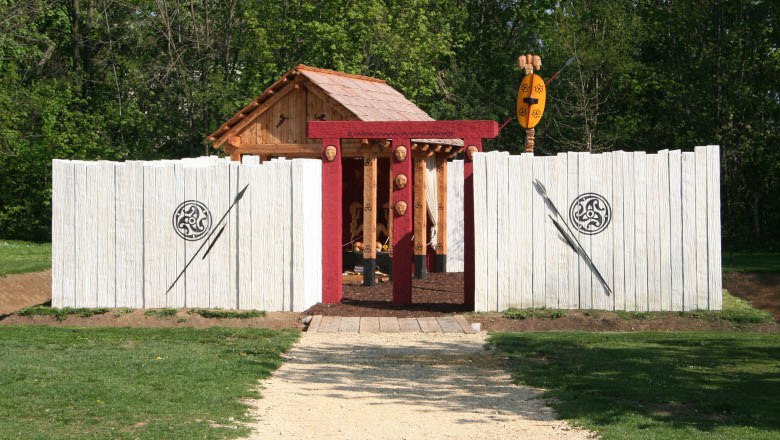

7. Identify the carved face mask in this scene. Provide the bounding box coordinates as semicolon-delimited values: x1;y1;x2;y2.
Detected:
394;174;408;189
395;201;408;216
394;146;407;162
466;146;478;160
324;146;337;162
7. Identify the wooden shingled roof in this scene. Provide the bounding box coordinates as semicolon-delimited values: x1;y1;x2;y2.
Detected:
207;64;463;148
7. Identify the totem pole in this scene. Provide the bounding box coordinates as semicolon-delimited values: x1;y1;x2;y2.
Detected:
516;54;546;153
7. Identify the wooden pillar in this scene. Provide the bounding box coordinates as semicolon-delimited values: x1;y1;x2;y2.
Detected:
435;155;448;272
463;139;482;309
413;155;427;279
388;159;393;255
391;139;413;306
362;154;378;286
228;136;241;161
321;139;342;304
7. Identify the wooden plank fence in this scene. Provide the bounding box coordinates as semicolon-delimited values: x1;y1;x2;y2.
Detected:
52;156;321;311
472;146;722;312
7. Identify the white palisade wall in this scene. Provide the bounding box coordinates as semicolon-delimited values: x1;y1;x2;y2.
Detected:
52;156;322;311
471;146;722;312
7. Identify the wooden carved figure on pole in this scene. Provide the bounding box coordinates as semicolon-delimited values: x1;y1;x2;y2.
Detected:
517;54;546;153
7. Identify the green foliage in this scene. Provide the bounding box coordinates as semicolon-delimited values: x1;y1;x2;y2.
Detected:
0;240;51;276
190;309;266;319
490;332;780;439
503;308;566;320
0;0;776;249
15;306;109;321
144;308;178;318
0;326;298;439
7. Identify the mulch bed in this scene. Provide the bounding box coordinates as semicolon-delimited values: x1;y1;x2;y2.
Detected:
304;272;469;317
723;272;780;321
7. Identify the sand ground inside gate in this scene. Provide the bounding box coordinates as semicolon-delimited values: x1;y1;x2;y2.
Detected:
243;332;595;439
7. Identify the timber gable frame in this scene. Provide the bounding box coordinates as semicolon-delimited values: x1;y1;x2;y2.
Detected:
207;64;463;161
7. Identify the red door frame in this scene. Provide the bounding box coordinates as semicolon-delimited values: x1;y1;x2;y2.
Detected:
308;120;498;308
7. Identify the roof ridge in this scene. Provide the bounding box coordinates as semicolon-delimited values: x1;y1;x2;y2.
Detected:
296;64;387;84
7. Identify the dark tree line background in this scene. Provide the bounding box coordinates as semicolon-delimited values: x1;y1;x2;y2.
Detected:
0;0;777;249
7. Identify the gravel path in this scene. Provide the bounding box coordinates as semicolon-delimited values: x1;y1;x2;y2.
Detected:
244;332;595;439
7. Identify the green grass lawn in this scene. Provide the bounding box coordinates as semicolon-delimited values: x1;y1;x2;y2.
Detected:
490;332;780;440
722;252;780;272
0;326;298;439
0;240;51;276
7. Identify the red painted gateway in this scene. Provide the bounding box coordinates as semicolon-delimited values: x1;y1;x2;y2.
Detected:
308;120;498;307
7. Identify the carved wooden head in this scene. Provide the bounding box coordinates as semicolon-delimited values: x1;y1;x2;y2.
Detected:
532;55;542;71
324;146;337;162
394;146;407;162
394;174;408;189
395;201;408;216
466;145;478;160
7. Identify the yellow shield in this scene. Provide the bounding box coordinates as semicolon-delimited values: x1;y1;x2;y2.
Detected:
516;74;546;129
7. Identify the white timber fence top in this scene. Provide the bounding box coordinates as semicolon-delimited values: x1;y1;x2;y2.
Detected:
51;156;322;312
472;146;722;312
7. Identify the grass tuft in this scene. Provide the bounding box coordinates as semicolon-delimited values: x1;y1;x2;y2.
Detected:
503;308;565;320
189;309;266;319
612;291;773;324
15;306;109;321
144;308;178;318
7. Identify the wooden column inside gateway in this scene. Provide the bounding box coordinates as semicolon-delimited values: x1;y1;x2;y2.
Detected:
413;155;427;279
463;139;483;308
321;138;343;303
362;154;378;286
391;139;413;306
435;155;448;272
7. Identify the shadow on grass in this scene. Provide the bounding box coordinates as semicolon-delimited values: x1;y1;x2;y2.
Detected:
489;332;780;437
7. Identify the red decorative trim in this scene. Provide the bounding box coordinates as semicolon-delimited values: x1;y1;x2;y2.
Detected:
321;139;343;304
308;120;498;140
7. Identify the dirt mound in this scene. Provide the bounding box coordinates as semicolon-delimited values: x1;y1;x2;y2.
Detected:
0;270;51;315
723;272;780;321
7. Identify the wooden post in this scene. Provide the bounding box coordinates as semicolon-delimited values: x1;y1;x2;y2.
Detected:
388;158;393;256
523;58;536;153
413;155;427;279
463;139;483;308
435;155;448;272
362;154;378;286
392;139;413;306
321;139;342;303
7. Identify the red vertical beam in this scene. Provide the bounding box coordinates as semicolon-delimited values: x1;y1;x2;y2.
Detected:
391;138;413;306
321;138;342;303
463;138;483;309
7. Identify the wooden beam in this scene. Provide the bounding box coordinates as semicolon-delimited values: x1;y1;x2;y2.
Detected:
434;144;443;152
308;120;499;140
413;155;427;279
435;156;448;272
362;154;378;286
421;144;430;151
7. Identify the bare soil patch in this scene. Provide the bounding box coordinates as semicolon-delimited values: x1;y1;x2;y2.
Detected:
723;272;780;321
474;310;778;333
307;272;778;332
0;309;302;330
0;269;51;315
